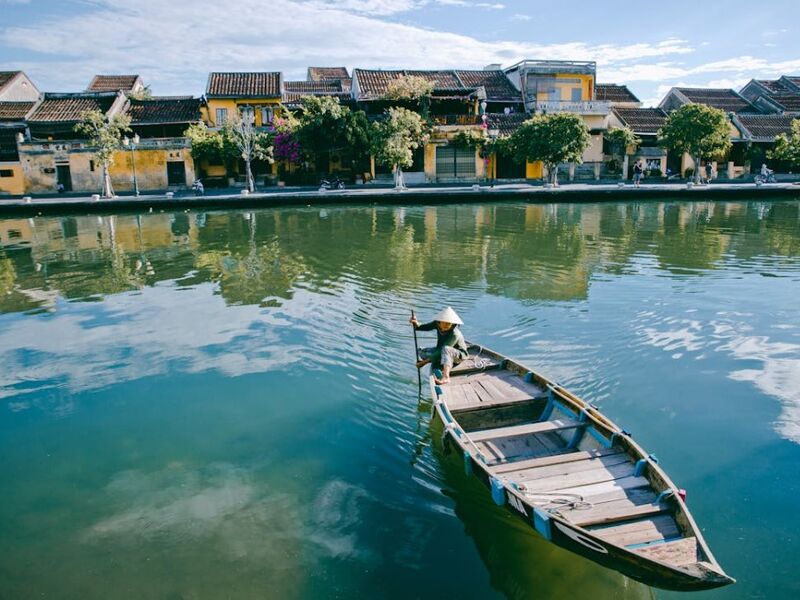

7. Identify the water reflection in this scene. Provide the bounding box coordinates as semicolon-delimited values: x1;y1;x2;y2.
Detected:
1;200;800;598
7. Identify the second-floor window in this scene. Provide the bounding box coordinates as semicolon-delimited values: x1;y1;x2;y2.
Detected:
260;107;274;126
239;105;255;123
571;88;583;102
216;108;228;125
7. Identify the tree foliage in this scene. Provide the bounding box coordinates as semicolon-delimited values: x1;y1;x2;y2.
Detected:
658;104;731;182
74;109;131;197
185;121;232;164
293;96;371;172
385;75;434;102
767;119;800;167
371;107;429;188
508;112;590;184
605;127;640;153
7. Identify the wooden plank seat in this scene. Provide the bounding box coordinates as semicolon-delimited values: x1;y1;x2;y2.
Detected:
569;501;670;528
589;515;682;547
513;460;636;494
491;447;621;473
633;536;699;566
443;371;545;413
468;417;582;443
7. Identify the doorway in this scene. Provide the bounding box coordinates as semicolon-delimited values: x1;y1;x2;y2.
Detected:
56;164;72;192
167;161;186;186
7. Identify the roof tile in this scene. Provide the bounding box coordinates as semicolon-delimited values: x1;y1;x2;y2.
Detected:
612;107;668;135
127;97;202;125
0;101;35;121
28;93;118;123
87;75;141;92
307;67;350;82
736;114;797;140
206;72;282;97
676;88;758;113
596;84;640;104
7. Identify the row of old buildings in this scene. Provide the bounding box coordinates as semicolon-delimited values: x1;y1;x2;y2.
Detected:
1;63;799;195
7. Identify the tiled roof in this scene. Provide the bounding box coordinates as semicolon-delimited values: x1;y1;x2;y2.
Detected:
485;112;528;136
285;81;342;94
753;79;791;94
27;92;118;123
735;114;797;141
0;71;21;91
786;76;800;87
87;75;141;92
676;88;758;113
282;81;351;105
612;107;668;135
127;97;202;124
0;101;35;121
454;70;522;102
206;72;282;98
767;92;800;113
307;67;350;82
354;68;513;100
596;84;640;104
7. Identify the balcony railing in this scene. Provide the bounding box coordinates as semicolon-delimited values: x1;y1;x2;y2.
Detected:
431;114;481;126
534;101;611;116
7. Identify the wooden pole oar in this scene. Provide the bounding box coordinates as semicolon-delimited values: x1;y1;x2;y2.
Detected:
411;309;422;392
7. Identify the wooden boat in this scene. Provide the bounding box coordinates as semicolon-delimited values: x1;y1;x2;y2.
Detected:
429;344;734;592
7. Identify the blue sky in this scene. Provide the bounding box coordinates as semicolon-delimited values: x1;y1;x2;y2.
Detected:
1;0;798;106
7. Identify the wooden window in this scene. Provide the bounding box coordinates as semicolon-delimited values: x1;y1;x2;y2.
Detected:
239;106;255;123
215;108;228;125
0;169;13;178
260;106;274;125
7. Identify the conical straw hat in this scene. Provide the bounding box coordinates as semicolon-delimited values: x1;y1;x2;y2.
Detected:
433;306;463;325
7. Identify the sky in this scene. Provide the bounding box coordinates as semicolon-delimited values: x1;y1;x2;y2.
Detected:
1;0;799;106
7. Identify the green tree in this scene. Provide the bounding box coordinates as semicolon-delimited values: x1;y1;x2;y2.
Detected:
74;109;132;198
223;114;274;192
604;127;640;178
185;121;233;168
371;107;429;189
658;104;731;184
767;118;800;168
509;112;590;185
293;96;371;176
385;75;434;118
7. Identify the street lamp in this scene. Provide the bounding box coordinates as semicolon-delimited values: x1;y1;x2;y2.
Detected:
122;133;141;196
487;126;500;187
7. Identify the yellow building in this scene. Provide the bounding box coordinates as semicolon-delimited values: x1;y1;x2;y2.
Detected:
0;70;41;196
202;72;283;183
351;68;524;183
17;91;199;194
504;60;611;180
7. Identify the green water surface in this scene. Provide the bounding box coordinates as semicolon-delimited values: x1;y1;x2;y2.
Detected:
1;200;799;599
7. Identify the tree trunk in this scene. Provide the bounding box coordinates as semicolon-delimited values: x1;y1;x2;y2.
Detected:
394;165;405;190
550;163;559;186
102;163;114;198
245;158;255;192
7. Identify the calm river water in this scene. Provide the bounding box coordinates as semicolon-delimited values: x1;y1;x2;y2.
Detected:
1;200;799;599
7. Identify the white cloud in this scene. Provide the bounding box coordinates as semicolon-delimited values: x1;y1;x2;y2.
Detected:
0;0;693;93
510;13;532;21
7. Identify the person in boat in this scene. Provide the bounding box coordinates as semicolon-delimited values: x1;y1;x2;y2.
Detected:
410;307;469;384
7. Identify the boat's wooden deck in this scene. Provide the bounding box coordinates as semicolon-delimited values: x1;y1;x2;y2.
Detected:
442;363;699;569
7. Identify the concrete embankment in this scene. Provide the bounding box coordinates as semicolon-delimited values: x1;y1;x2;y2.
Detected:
1;183;799;217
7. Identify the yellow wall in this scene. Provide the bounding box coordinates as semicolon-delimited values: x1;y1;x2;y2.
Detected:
0;163;25;195
536;73;594;102
109;147;196;191
206;98;282;127
526;161;544;179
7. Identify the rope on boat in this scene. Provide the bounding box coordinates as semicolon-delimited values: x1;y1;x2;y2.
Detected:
464;344;492;370
518;490;594;514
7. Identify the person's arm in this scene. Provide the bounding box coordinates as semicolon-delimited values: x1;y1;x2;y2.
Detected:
415;321;437;331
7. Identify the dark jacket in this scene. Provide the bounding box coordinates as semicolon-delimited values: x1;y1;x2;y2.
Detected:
417;321;469;359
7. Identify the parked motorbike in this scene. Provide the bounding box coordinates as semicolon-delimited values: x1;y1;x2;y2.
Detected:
319;176;346;191
192;179;205;196
754;172;777;184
